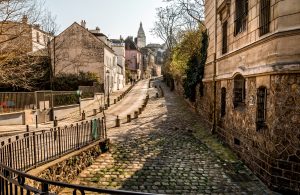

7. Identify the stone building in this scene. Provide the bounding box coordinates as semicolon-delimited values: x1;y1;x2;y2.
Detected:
196;0;300;193
0;15;53;55
51;21;121;93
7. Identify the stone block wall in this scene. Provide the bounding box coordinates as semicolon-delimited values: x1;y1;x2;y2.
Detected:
214;73;300;194
172;73;300;193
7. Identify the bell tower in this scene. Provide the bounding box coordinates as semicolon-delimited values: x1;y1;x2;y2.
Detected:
136;22;146;48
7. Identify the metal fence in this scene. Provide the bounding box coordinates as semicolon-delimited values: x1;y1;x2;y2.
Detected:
0;117;155;195
0;118;106;172
0;92;35;114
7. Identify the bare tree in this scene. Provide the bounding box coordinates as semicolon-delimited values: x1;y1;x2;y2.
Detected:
165;0;205;25
151;6;183;53
0;0;58;91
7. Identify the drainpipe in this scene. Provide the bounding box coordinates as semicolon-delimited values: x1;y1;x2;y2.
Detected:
211;0;218;134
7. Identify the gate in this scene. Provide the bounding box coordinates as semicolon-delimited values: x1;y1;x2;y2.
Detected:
35;91;54;123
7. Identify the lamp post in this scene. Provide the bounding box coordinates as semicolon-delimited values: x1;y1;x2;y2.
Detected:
106;70;110;107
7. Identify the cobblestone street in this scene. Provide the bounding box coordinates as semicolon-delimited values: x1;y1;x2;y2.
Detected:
62;79;274;194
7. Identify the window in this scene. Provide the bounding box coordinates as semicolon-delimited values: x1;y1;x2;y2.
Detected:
259;0;271;36
221;87;226;117
222;21;228;54
233;74;245;107
234;0;248;35
36;32;40;43
256;86;267;130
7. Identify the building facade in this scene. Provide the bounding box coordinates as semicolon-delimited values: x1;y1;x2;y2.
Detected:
0;15;52;55
111;38;126;89
125;36;142;81
200;0;300;193
51;22;122;94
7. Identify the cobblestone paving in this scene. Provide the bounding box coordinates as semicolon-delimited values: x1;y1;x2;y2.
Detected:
62;79;274;195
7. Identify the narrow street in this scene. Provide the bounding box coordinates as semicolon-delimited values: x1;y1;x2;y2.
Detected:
61;79;273;194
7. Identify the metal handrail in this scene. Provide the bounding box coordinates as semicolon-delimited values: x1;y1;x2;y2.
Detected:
0;163;156;195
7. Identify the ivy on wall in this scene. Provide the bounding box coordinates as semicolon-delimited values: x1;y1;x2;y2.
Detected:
183;30;208;102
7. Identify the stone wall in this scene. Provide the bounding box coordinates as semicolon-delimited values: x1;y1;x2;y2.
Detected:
214;73;300;194
171;73;300;193
27;139;109;193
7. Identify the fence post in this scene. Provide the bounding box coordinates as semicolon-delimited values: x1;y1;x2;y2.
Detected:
26;125;30;148
8;139;12;168
58;127;62;156
89;120;92;141
33;132;37;167
76;123;80;148
54;116;58;127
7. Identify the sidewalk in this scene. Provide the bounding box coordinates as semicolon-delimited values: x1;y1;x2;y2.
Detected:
0;83;135;141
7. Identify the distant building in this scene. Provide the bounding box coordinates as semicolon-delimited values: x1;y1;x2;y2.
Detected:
111;38;126;89
125;36;142;81
136;22;146;48
51;21;123;94
0;15;53;55
140;48;155;79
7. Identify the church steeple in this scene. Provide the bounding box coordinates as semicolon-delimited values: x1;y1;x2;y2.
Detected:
136;22;146;48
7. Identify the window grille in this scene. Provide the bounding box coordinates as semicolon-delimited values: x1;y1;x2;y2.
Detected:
256;87;267;130
233;74;245;107
259;0;270;36
222;21;228;54
234;0;248;35
221;87;226;117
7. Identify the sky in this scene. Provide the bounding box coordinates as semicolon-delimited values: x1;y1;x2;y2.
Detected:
44;0;167;44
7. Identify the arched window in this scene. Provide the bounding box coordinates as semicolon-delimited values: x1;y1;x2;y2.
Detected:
221;87;226;117
233;74;246;108
256;86;267;131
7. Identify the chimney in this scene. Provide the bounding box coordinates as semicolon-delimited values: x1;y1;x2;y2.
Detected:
95;26;100;33
81;20;86;28
22;15;28;24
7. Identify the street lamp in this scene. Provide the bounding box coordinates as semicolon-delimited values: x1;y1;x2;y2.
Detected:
106;70;110;107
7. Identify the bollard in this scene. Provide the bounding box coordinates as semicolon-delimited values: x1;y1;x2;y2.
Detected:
114;99;117;104
134;111;139;119
93;109;97;116
156;92;159;98
116;116;120;127
138;107;142;114
54;116;58;127
117;97;120;101
26;125;30;148
82;110;86;120
127;114;131;123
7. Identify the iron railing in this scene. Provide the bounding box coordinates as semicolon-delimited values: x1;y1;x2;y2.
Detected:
0;118;106;172
0;162;155;195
